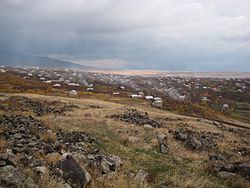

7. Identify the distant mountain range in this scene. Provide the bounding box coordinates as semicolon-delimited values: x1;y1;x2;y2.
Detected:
0;51;96;70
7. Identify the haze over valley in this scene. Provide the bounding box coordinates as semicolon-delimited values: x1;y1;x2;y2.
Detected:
0;1;250;188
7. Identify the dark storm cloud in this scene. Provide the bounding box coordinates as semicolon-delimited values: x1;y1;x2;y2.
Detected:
0;0;250;71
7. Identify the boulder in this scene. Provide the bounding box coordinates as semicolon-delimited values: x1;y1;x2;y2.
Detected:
209;154;226;162
34;166;48;175
218;171;237;179
58;153;91;188
235;162;250;179
134;169;148;183
174;129;188;141
94;155;122;174
24;176;39;188
185;137;202;151
157;133;169;154
0;165;26;187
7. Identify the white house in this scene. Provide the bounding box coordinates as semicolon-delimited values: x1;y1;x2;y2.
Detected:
87;87;94;91
222;104;229;109
154;97;162;102
0;69;6;73
152;97;163;108
68;83;80;86
145;96;154;100
53;83;61;87
69;90;77;96
131;94;142;98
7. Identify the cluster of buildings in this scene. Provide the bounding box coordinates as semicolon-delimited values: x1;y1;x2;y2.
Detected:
1;66;249;111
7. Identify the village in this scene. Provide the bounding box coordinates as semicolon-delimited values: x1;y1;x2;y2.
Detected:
1;66;249;123
1;66;250;187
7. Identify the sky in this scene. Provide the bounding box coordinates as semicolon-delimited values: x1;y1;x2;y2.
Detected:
0;0;250;71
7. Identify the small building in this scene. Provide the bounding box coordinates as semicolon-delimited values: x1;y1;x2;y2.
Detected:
154;97;162;102
145;96;154;100
152;97;163;108
113;92;120;95
131;94;142;98
152;100;163;108
201;96;209;102
120;86;125;90
69;90;77;96
53;83;61;87
87;87;94;91
0;69;6;73
59;78;64;82
68;83;80;86
179;95;186;101
222;104;229;109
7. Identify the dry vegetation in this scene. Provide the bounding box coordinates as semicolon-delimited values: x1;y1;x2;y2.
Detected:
1;88;250;187
7;93;246;188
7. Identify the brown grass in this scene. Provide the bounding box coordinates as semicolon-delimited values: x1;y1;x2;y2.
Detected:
38;173;66;188
40;132;57;144
44;152;61;165
0;138;7;151
2;93;249;188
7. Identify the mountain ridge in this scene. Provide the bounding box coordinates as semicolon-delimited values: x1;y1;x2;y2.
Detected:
0;51;96;70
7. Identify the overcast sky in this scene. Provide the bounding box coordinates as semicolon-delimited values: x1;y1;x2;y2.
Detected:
0;0;250;71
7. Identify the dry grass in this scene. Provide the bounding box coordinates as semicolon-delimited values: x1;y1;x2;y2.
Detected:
44;152;61;165
89;176;148;188
2;93;249;188
38;173;66;188
40;132;57;144
0;138;7;151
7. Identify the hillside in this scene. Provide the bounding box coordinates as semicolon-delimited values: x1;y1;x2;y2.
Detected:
0;92;249;187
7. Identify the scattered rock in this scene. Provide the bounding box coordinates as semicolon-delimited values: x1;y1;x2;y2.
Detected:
58;153;91;188
173;128;217;151
24;176;39;188
34;166;48;175
0;112;122;187
185;137;202;151
218;171;237;179
134;169;148;183
91;155;122;175
209;154;226;162
0;165;25;187
237;147;250;156
157;133;169;154
144;124;153;129
213;161;250;180
0;96;78;116
110;109;161;128
128;136;139;143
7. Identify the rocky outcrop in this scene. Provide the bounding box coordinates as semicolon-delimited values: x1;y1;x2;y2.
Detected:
58;153;91;188
209;153;250;180
173;128;218;151
0;96;78;116
0;114;122;187
157;133;169;154
110;109;161;128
